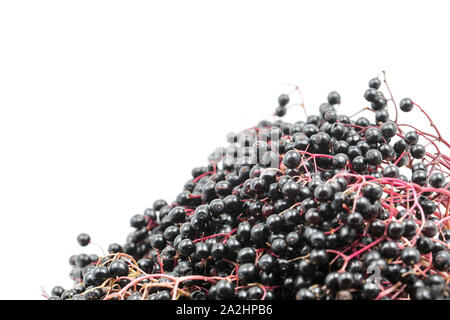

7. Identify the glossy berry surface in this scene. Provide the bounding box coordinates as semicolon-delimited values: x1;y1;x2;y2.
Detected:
77;233;91;247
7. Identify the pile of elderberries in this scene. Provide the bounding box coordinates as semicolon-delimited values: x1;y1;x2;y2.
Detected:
47;75;450;300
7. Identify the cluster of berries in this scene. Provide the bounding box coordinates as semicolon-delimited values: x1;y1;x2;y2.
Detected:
47;75;450;300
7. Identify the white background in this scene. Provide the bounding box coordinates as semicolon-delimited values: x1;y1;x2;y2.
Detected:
0;1;449;299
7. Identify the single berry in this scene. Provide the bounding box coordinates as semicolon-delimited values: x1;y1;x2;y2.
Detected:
109;260;129;277
278;94;290;107
399;98;414;112
327;91;341;105
368;78;381;89
77;233;91;247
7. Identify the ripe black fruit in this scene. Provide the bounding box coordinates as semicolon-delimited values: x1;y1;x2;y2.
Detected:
77;233;91;247
400;98;414;112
